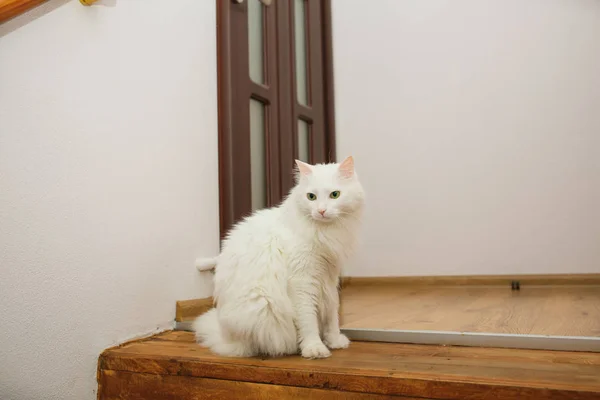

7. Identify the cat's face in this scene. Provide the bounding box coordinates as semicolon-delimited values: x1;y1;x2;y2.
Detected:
294;156;365;223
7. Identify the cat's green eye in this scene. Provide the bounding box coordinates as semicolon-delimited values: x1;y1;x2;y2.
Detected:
330;191;341;199
307;193;317;201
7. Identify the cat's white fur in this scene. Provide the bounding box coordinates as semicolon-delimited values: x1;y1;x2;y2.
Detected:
193;156;364;359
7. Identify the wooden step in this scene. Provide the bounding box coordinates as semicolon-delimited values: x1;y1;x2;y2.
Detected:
98;331;600;400
173;281;600;353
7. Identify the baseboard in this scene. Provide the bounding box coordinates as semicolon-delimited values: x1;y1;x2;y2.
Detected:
340;273;600;288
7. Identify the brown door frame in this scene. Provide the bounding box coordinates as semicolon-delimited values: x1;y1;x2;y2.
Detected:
217;0;336;239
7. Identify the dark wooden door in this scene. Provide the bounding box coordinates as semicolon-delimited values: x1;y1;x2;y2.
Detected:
218;0;336;238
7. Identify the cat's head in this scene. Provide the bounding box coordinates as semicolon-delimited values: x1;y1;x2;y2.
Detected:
293;156;365;223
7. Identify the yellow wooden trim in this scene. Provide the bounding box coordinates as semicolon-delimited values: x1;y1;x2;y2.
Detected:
340;273;600;288
0;0;48;24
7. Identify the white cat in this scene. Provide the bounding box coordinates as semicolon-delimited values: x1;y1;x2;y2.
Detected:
193;156;364;359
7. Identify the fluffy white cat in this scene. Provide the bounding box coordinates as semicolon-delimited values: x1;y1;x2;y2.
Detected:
193;156;364;359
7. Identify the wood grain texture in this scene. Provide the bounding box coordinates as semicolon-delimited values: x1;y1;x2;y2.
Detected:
98;331;600;400
175;298;213;322
340;285;600;337
0;0;47;24
340;274;600;288
99;370;410;400
177;284;600;337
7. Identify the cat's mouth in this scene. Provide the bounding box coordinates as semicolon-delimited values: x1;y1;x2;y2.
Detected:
312;213;335;223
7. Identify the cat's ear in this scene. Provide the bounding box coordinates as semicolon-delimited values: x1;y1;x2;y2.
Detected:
338;156;355;179
295;160;313;176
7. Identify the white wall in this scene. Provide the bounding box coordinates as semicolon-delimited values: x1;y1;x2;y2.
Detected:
0;1;218;399
333;0;600;276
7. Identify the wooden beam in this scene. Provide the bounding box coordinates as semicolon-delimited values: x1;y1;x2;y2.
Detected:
99;331;600;400
99;369;405;400
0;0;48;24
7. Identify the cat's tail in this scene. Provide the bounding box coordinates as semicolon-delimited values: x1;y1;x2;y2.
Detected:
193;309;253;357
195;256;218;272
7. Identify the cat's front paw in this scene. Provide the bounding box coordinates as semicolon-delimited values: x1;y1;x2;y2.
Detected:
301;341;332;359
324;333;350;349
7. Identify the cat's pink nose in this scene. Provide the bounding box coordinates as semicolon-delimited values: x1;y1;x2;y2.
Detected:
318;209;326;216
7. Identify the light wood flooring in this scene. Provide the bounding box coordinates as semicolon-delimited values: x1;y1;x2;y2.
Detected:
340;284;600;337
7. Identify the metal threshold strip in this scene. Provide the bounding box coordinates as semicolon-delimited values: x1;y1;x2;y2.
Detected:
175;321;600;353
342;328;600;353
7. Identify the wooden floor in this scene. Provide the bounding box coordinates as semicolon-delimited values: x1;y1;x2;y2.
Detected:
340;284;600;337
98;330;600;400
